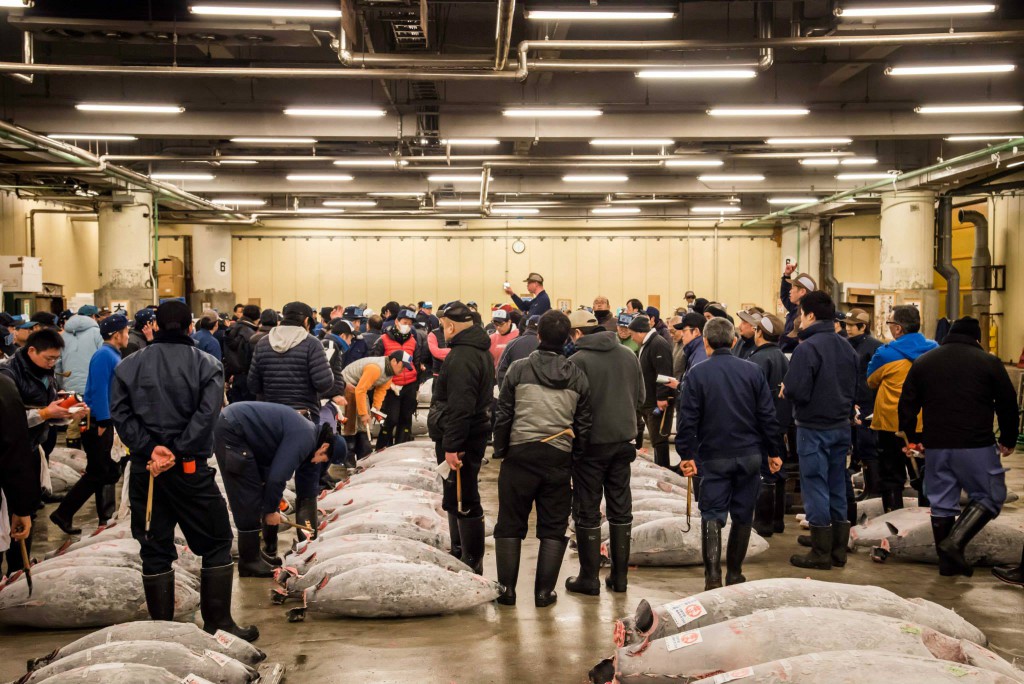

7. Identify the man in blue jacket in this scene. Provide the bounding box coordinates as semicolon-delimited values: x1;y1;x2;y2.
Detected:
50;314;130;534
191;310;223;361
214;401;344;577
504;272;552;320
676;317;782;590
783;291;858;571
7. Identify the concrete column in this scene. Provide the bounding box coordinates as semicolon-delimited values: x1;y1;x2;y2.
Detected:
95;190;154;312
988;195;1023;363
878;190;939;339
190;224;236;315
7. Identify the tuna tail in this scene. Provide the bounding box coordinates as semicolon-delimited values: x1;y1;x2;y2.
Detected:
858;512;868;526
588;658;616;684
634;599;655;633
26;650;57;671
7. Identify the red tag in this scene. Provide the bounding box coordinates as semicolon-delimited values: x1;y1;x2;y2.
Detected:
183;460;196;474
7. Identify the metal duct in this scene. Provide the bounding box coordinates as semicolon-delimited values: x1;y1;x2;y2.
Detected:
934;196;961;319
958;209;991;319
819;218;839;299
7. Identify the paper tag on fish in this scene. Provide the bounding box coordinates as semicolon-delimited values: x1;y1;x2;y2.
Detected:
664;629;703;652
204;650;233;668
213;630;238;647
182;675;216;684
664;597;708;627
436;461;452;479
710;667;754;684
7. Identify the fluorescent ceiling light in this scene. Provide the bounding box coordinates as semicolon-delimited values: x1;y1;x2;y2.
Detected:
76;103;183;114
836;4;996;18
944;135;1021;142
916;104;1023;114
332;159;405;167
47;134;138;141
526;10;675;20
708;107;809;117
800;158;841;166
213;198;266;206
611;198;683;204
368;192;425;197
218;159;259;165
664;159;725;167
190;5;342;18
491;207;540;215
751;151;855;159
1007;160;1024;169
230;137;317;144
428;174;485;183
286;173;354;181
441;138;501;146
836;172;897;180
887;64;1015;77
691;206;742;213
284;107;386;117
592;206;641;215
768;197;819;205
322;200;377;207
151;172;214;180
436;199;482;207
492;201;563;207
841;157;878;166
590;139;674;146
765;137;853;146
698;174;765;182
0;1;30;7
563;174;629;182
636;69;757;80
503;108;602;118
294;208;343;214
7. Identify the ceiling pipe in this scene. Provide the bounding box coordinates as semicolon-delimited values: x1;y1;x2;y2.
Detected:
934;195;961;320
9;32;33;84
27;208;96;257
495;0;516;71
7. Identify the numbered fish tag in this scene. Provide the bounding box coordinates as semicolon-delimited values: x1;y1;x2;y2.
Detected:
664;596;708;627
710;666;754;683
213;630;237;648
204;650;233;668
664;629;703;652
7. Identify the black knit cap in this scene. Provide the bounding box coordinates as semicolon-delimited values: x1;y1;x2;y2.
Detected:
441;301;474;323
156;300;192;333
949;316;982;342
628;315;651;333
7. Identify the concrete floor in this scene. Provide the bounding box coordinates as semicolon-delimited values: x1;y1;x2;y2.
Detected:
2;450;1022;683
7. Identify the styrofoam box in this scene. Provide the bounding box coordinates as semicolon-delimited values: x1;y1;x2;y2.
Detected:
0;256;43;293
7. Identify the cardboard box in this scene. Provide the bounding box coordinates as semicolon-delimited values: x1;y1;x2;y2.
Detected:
0;255;43;293
157;256;184;277
158;274;185;298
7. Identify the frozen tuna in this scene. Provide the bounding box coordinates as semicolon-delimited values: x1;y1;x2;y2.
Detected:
283;533;470;576
631;497;701;516
616;578;987;647
631;459;690;488
48;447;87;473
600;511;674;541
27;621;265;670
357;442;436;468
595;608;1021;684
631;478;689;498
614;518;767;566
317;511;449;550
46;461;81;497
291;562;501;619
26;663;182;684
856;510;1024;566
341;467;441;493
19;640;257;684
275;551;412;599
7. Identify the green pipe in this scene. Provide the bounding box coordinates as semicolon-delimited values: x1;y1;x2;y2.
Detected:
743;137;1024;227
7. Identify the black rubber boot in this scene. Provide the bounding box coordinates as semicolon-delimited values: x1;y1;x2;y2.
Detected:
797;533;812;548
261;523;282;567
200;564;259;642
862;463;881;499
565;526;601;596
96;484;116;526
237;529;276;578
535;537;568;608
752;482;775;538
457;515;486;575
882;489;904;513
447;513;463;560
772;481;786;534
701;519;723;590
142;570;176;621
992;545;1024;587
931;515;957;577
494;538;521;606
937;502;994;578
604;523;631;593
831;521;851;568
846;499;858;528
790;524;832;570
725;523;751;585
49;481;89;535
294;497;318;542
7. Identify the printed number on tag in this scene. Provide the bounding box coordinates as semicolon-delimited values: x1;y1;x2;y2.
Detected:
664;629;703;652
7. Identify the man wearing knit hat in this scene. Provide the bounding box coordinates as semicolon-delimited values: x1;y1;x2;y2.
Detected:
630;315;675;469
780;263;817;353
898;317;1018;578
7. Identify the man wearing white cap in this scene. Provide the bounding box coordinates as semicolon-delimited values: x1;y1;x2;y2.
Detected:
734;307;765;360
780;264;816;353
489;309;520;369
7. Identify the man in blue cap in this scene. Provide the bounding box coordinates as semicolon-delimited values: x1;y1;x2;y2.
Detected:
50;314;130;533
416;301;439;332
124;308;158;357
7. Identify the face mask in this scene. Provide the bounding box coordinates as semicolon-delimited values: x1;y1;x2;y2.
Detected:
397;324;411;335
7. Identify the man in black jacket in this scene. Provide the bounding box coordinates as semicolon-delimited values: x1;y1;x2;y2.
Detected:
496;315;540;388
565;310;644;595
0;374;41;578
748;314;791;538
123;308;157;358
630;315;675;469
493;310;591;608
224;305;260;404
427;301;494;574
898;317;1018;578
845;308;883;495
110;300;257;642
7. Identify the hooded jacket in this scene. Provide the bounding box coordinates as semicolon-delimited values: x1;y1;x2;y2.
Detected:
428;324;495;452
58;314;103;394
248;324;335;413
898;333;1018;450
341;356;394;416
493;349;592;459
866;331;938;433
110;332;224;470
569;331;645;445
783;321;858;431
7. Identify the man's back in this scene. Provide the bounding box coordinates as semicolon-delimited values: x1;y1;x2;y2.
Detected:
783;322;857;431
570;331;644;445
248;325;333;412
